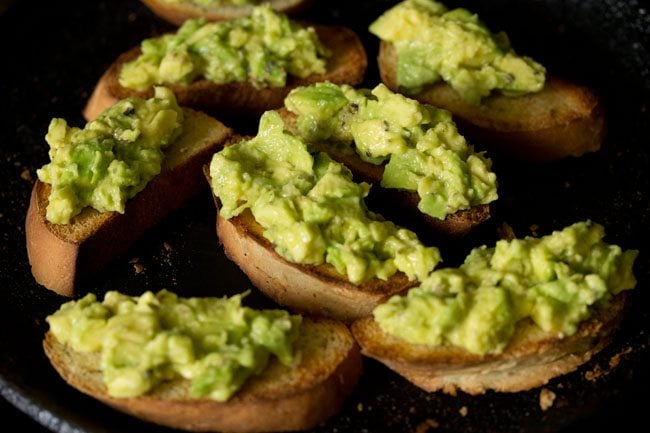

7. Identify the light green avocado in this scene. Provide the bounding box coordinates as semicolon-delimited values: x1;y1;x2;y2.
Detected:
374;221;639;355
209;110;441;284
36;87;183;224
46;289;300;401
163;0;258;5
369;0;546;104
285;82;498;220
120;4;329;91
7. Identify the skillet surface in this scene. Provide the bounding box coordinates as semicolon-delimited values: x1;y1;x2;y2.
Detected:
0;1;648;432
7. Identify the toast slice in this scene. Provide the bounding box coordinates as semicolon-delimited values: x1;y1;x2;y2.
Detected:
215;207;418;323
278;108;491;237
25;108;233;296
351;293;627;395
83;25;367;121
378;42;606;162
141;0;310;25
44;317;362;433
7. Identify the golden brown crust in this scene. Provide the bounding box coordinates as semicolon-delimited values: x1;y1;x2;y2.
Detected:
378;42;606;162
278;109;491;237
84;25;367;121
25;109;233;296
216;209;417;322
351;293;628;394
43;318;362;433
140;0;310;26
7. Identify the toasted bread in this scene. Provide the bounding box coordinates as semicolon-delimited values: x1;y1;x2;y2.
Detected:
351;293;627;395
215;208;417;323
278;108;491;237
140;0;310;25
378;42;606;162
83;25;367;121
44;317;362;433
25;109;233;296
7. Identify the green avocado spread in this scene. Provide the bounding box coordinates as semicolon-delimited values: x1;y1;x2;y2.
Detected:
369;0;546;104
285;82;498;220
374;221;638;355
36;87;183;224
46;289;300;401
209;110;440;284
120;4;329;91
163;0;259;6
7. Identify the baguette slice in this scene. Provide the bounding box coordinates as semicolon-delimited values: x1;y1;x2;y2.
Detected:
278;108;491;237
215;207;418;323
26;109;233;297
351;293;627;395
44;317;363;433
378;42;606;162
141;0;310;25
83;25;367;121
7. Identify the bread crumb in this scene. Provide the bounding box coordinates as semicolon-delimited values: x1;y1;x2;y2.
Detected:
20;169;32;181
409;406;416;414
414;419;439;433
529;224;539;236
458;406;468;417
609;347;633;368
163;242;173;251
539;388;556;411
498;223;516;241
584;365;604;381
133;263;145;274
357;403;363;412
128;257;139;264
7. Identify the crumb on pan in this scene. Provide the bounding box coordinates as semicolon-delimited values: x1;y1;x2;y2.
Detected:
414;419;440;433
539;388;557;411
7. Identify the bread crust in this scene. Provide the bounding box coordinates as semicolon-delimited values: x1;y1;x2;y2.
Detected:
378;42;606;162
44;317;362;433
25;109;233;296
141;0;310;26
84;25;367;121
351;293;628;395
216;209;417;322
278;108;491;237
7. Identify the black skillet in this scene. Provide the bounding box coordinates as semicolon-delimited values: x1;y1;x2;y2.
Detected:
1;1;648;432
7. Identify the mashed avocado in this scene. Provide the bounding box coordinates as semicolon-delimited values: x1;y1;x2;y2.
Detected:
374;221;638;355
209;111;440;284
46;289;300;401
369;0;546;104
285;82;498;220
163;0;259;5
120;4;329;91
36;87;183;224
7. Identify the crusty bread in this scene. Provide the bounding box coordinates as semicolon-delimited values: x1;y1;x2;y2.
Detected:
351;293;627;395
278;108;491;237
141;0;310;26
25;109;233;296
44;317;362;433
83;25;367;121
215;208;417;323
378;42;606;162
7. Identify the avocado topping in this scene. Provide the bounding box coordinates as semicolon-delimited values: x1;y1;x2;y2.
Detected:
374;221;638;355
37;87;183;224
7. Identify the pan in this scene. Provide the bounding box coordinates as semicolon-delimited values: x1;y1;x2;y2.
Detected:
0;0;648;432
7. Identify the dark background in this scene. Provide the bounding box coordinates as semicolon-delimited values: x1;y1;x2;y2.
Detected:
1;1;649;432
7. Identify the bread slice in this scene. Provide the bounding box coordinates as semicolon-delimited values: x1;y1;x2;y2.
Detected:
44;317;362;433
141;0;310;26
215;208;417;323
83;25;367;121
351;293;628;395
278;108;491;237
25;109;233;296
378;42;606;162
